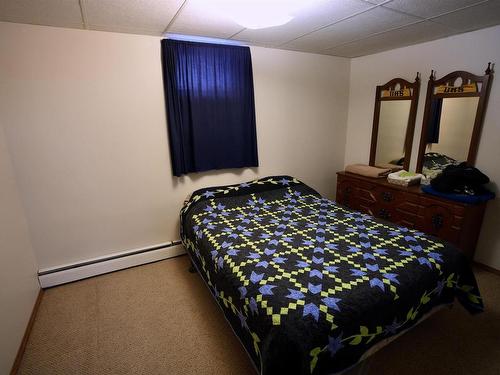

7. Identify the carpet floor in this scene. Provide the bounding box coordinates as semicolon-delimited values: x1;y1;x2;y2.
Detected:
18;255;500;375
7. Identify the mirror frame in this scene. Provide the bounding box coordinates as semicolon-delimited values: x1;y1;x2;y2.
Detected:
369;74;420;171
416;63;494;173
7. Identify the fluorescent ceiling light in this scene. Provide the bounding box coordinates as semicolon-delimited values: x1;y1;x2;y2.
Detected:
192;0;321;29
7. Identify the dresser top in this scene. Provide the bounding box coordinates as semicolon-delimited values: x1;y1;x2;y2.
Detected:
337;171;423;194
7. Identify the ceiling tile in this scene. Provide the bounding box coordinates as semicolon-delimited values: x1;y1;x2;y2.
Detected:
83;0;184;35
167;0;243;39
362;0;390;4
383;0;487;18
283;6;420;52
0;0;83;28
430;1;500;31
233;0;374;47
323;20;455;57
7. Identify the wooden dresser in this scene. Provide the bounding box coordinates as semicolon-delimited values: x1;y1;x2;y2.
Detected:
336;171;487;259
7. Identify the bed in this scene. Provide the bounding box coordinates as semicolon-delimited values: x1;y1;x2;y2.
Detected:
180;176;482;374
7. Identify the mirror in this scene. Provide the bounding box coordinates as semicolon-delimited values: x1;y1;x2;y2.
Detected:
369;75;420;171
375;100;412;166
416;64;494;177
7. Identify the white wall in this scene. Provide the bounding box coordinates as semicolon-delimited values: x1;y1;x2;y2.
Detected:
0;22;350;269
345;25;500;269
0;124;40;373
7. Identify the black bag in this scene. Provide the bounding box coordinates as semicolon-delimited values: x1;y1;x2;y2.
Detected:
431;162;490;195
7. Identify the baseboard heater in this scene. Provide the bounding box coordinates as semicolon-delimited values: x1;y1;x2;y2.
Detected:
38;240;185;288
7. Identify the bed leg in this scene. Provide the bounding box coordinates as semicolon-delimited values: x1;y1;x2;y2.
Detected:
188;261;197;273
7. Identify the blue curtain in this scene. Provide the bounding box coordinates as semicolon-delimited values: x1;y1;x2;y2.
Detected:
161;39;258;176
427;98;443;144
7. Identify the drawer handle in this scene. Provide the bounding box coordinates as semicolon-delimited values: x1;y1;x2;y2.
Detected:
378;208;391;220
431;214;444;230
382;191;393;202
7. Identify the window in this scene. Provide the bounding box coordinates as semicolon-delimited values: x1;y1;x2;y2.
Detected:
161;39;258;176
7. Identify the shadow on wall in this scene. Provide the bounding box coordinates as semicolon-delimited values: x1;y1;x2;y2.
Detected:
477;197;500;265
171;167;260;188
169;167;261;237
485;181;498;194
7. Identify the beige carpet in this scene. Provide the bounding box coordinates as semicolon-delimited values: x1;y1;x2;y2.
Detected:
18;255;500;375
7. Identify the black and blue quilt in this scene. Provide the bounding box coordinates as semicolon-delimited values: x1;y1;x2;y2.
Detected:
180;176;483;374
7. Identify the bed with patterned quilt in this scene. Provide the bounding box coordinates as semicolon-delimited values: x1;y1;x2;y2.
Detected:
180;176;483;375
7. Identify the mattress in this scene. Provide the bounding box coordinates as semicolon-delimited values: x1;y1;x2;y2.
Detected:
180;176;483;374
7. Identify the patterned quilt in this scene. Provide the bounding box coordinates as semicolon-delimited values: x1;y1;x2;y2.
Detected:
180;176;483;375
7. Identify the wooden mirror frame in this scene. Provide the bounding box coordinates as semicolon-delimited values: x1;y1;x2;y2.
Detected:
416;63;494;173
369;74;420;171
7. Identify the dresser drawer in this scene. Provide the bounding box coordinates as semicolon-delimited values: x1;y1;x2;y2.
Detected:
397;201;421;215
374;206;418;227
377;187;421;217
358;187;378;202
378;187;418;204
420;196;465;215
419;204;461;244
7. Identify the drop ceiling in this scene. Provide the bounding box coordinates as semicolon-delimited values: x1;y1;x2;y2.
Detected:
1;0;499;57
